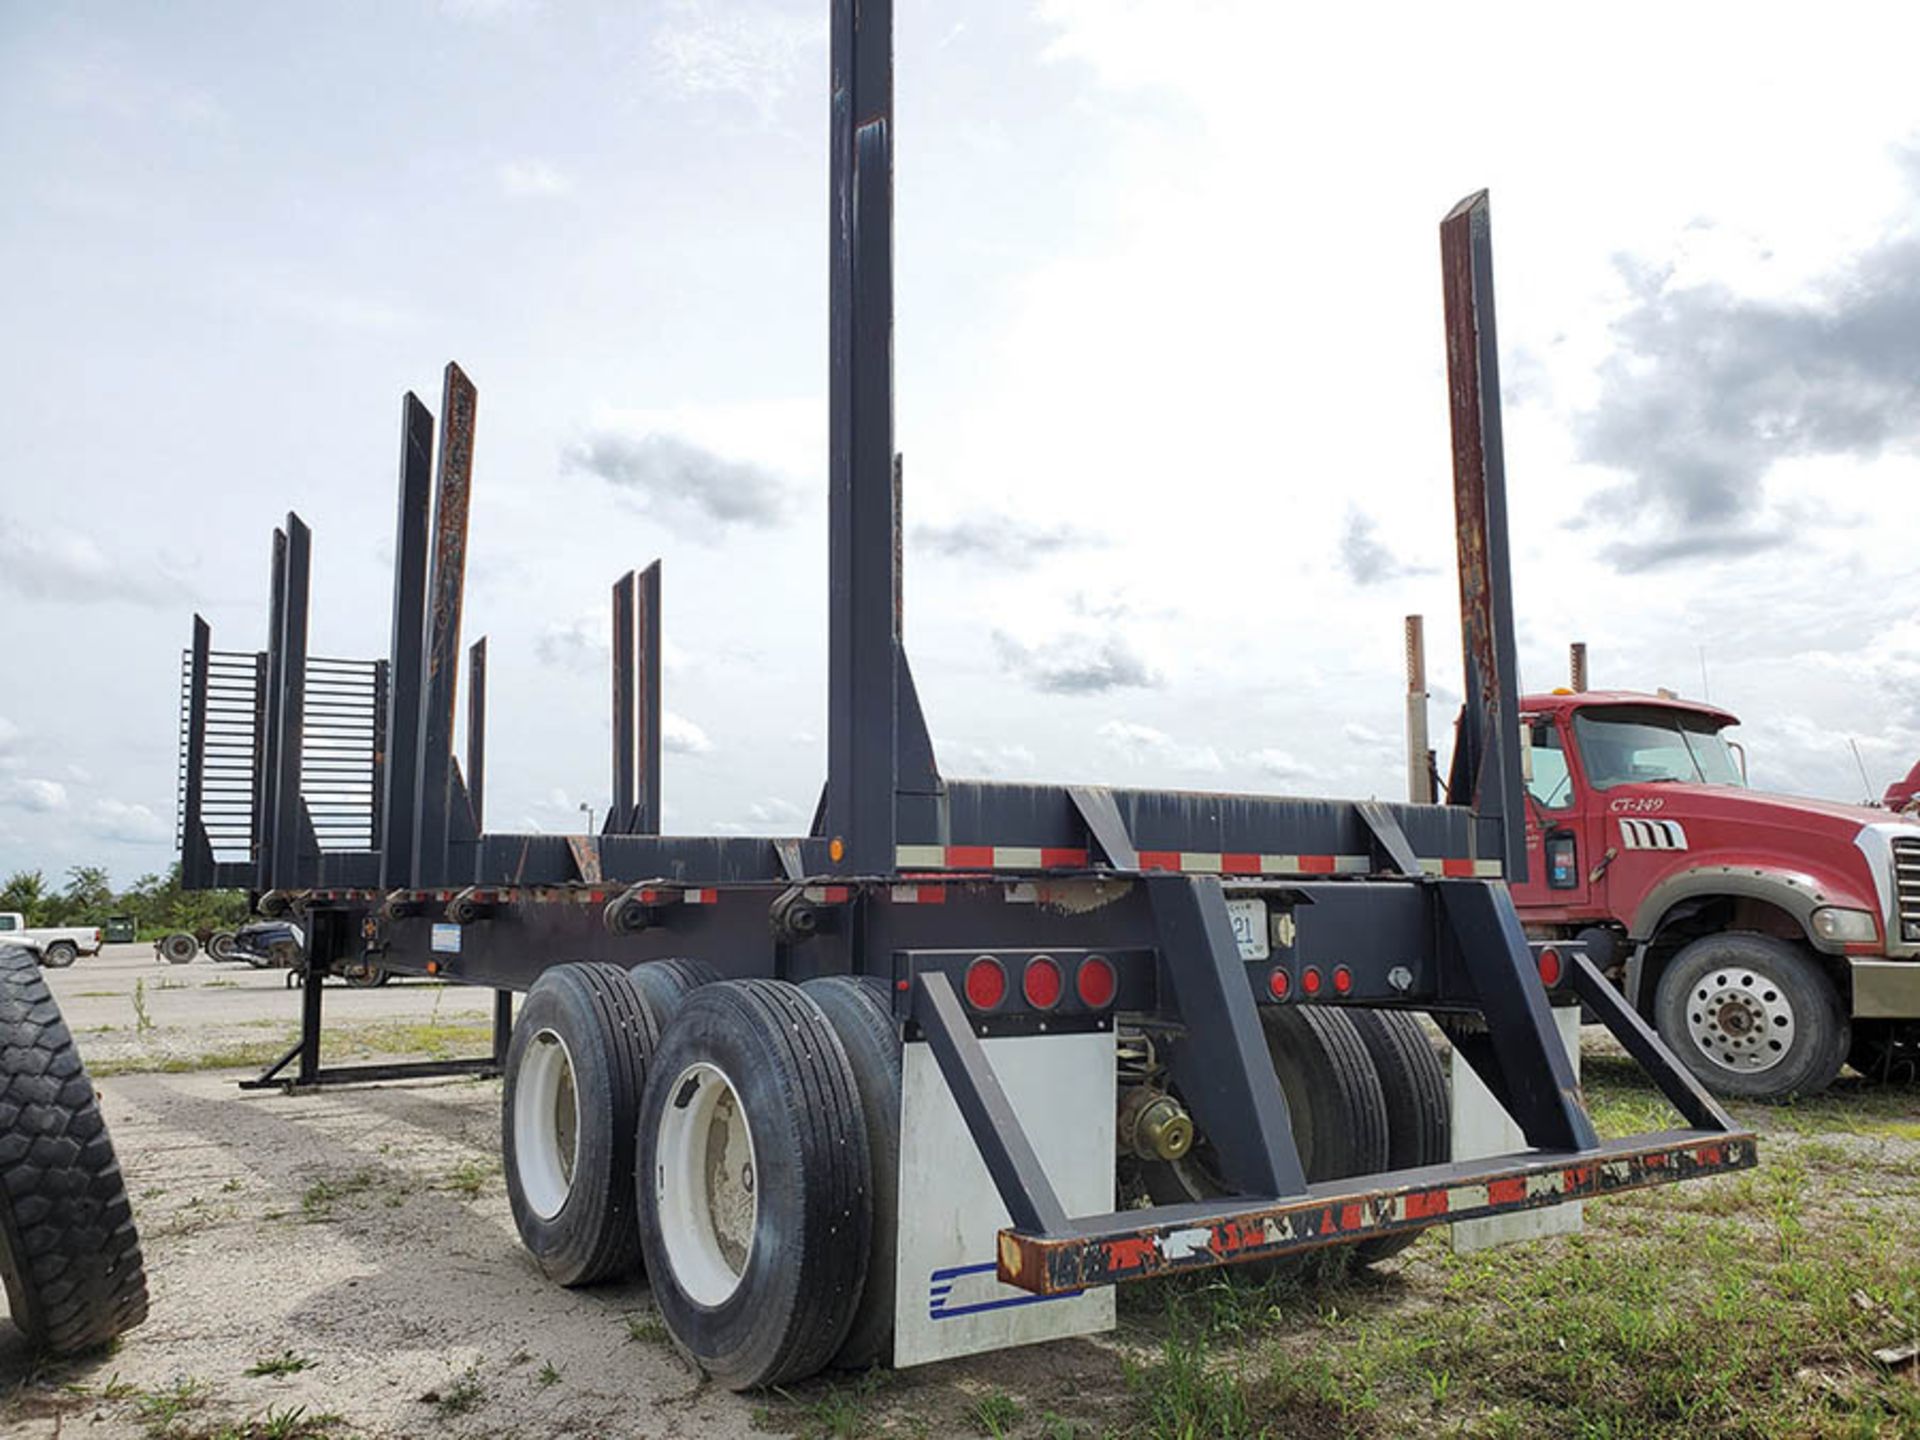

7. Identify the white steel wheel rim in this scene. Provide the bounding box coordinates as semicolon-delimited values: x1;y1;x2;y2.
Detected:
514;1028;581;1220
1687;966;1795;1074
655;1061;758;1308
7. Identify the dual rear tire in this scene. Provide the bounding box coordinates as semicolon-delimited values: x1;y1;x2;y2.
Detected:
501;963;891;1390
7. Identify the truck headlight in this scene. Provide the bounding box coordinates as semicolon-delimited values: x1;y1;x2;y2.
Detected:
1811;907;1879;944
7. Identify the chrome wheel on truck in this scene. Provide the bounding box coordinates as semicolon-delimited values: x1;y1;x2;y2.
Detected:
1655;932;1847;1101
502;962;660;1285
637;979;872;1391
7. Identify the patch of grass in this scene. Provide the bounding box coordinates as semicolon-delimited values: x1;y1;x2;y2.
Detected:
300;1168;379;1221
535;1362;561;1388
438;1159;493;1199
203;979;240;989
244;1352;313;1379
132;978;154;1034
252;1405;347;1440
424;1366;486;1416
625;1313;669;1345
133;1375;211;1426
968;1390;1020;1437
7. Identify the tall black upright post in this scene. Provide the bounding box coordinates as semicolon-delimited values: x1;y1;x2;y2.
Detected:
826;0;902;874
268;515;312;891
181;615;213;888
610;570;636;835
466;637;487;832
411;364;477;887
636;559;662;836
382;394;435;888
1441;192;1527;883
257;528;287;891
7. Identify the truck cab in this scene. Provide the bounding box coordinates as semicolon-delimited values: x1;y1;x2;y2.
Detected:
1510;690;1920;1098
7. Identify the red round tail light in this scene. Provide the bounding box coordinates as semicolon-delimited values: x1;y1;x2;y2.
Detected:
1300;966;1323;997
1537;947;1563;988
1023;956;1063;1010
964;956;1007;1011
1267;967;1291;1000
1076;955;1117;1009
1332;965;1353;996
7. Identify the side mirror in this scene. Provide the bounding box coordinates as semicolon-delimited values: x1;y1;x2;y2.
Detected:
1519;719;1535;785
1728;739;1749;784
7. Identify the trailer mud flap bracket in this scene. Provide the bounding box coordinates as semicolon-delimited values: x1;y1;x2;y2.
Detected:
997;1130;1758;1296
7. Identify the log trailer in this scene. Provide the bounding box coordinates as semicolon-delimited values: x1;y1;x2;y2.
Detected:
169;0;1756;1390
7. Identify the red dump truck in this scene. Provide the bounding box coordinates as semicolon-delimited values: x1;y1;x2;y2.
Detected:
1502;689;1920;1098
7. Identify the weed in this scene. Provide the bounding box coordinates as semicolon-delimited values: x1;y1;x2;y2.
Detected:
426;1366;486;1416
625;1314;669;1345
133;1375;210;1425
439;1159;492;1198
245;1352;313;1379
300;1168;378;1220
969;1390;1019;1437
536;1362;561;1388
132;978;153;1034
254;1404;347;1439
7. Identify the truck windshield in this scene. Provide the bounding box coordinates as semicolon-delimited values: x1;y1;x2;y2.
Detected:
1573;708;1745;790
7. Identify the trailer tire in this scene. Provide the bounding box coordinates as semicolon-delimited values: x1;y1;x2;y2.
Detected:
1141;1006;1389;1274
205;932;236;963
801;975;900;1370
503;962;661;1287
158;934;196;965
40;942;77;970
637;979;871;1390
0;944;148;1354
1345;1010;1449;1265
1654;932;1847;1101
626;959;721;1026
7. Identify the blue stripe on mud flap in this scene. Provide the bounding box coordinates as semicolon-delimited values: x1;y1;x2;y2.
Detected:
928;1263;1083;1320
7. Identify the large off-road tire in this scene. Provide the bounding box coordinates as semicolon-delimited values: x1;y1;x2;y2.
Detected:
627;958;721;1027
40;942;77;970
801;975;901;1370
1654;931;1848;1101
0;945;148;1354
637;979;871;1390
1345;1010;1449;1265
1141;1006;1388;1276
204;932;236;963
158;933;196;965
1848;1020;1920;1086
503;963;660;1287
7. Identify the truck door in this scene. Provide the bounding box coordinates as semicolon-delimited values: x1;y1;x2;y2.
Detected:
1514;714;1590;912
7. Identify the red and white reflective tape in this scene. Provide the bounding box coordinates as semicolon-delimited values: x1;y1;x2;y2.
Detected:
681;888;718;905
889;884;947;905
897;845;1501;879
801;884;851;904
896;845;1088;871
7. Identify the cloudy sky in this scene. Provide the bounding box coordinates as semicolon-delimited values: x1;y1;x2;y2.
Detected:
5;0;1920;888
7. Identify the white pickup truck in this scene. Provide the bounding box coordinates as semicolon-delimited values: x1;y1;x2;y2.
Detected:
0;913;102;968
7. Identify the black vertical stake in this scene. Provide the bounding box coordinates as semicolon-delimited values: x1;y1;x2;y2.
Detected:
491;989;513;1070
382;393;435;889
258;528;287;891
269;516;312;892
298;955;324;1085
182;616;213;888
610;570;636;834
826;0;902;874
369;659;389;863
466;638;487;832
636;560;661;836
1441;192;1526;883
412;364;477;888
249;650;268;879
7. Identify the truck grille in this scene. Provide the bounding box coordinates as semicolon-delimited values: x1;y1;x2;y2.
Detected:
1894;837;1920;943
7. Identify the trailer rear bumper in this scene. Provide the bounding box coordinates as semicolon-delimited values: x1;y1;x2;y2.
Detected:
999;1129;1758;1295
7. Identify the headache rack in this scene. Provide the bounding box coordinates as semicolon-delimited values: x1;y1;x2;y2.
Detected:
171;0;1753;1299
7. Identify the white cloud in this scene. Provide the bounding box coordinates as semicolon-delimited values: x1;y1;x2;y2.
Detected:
0;518;183;606
664;712;712;756
82;799;166;843
1;778;68;813
497;159;572;199
1097;720;1222;774
651;1;823;118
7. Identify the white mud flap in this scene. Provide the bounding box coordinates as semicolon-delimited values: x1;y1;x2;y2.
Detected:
892;1031;1116;1368
1451;1004;1584;1252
